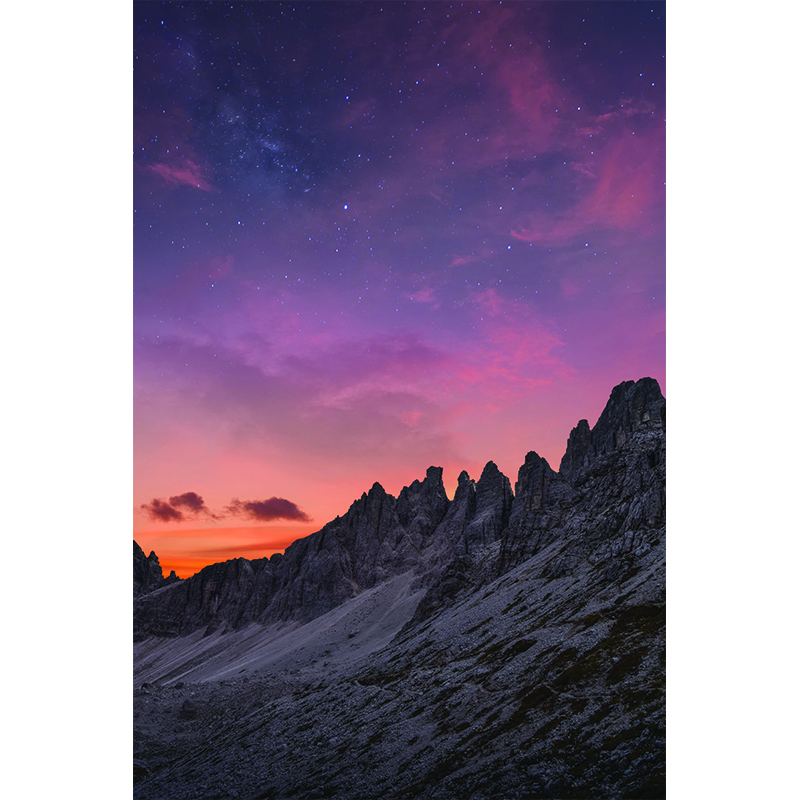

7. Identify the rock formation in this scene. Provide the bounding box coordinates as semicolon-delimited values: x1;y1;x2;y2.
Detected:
135;378;665;637
133;541;164;597
133;541;180;598
559;376;665;483
134;377;666;799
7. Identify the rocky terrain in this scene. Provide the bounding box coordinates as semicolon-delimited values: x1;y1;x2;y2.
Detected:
134;377;666;799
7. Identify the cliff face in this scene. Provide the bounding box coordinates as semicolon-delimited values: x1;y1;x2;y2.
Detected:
134;377;665;639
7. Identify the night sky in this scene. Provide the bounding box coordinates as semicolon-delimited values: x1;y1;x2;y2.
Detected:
133;1;666;577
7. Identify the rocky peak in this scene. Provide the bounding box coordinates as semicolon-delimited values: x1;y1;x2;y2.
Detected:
475;460;509;498
511;451;566;520
498;448;578;571
450;471;476;509
472;462;513;526
396;466;450;549
560;377;665;483
363;481;390;531
558;419;593;484
164;570;181;586
441;470;477;524
458;461;513;555
425;465;443;482
592;377;664;455
133;540;166;598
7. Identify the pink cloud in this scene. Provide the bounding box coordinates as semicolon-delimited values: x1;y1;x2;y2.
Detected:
405;287;440;308
595;98;656;124
572;161;597;179
495;56;561;148
441;289;573;402
511;127;664;244
456;366;485;385
149;159;212;191
400;410;423;428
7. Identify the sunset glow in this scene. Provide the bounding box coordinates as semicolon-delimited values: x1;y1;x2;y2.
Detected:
134;2;665;577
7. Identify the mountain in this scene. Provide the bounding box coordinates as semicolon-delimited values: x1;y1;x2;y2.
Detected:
134;377;666;799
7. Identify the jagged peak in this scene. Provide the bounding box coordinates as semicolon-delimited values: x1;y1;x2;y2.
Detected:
512;448;564;515
592;377;664;449
357;481;388;504
133;541;166;598
399;466;445;495
569;419;590;437
559;377;664;482
424;465;443;482
522;450;552;470
135;376;666;640
476;460;513;497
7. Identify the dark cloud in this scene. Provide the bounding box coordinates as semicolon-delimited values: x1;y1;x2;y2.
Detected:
141;498;185;523
169;492;212;515
226;497;312;523
141;491;218;523
141;492;310;524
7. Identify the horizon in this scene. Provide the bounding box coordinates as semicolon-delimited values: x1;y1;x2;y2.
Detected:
134;3;665;578
136;374;664;579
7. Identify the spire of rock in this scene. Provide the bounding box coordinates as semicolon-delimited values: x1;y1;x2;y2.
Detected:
560;377;665;483
465;461;513;552
396;466;450;549
497;452;576;573
558;419;593;483
133;540;166;598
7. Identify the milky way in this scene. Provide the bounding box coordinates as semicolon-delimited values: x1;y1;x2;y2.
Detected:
134;2;665;577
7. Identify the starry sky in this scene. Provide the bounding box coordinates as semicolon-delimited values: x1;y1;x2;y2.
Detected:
134;1;665;578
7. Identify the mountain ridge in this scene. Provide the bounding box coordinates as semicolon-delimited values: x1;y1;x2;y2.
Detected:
134;377;666;799
134;377;664;639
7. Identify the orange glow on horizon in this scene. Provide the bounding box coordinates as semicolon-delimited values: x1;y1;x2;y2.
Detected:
135;523;319;580
158;552;286;580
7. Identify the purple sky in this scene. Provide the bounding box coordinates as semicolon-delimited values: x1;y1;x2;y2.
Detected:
133;1;665;576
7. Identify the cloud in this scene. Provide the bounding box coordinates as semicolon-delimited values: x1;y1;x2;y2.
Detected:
510;126;664;244
141;491;218;522
594;98;656;124
141;498;185;522
404;287;440;308
169;492;212;515
225;498;312;523
148;159;212;191
462;288;573;394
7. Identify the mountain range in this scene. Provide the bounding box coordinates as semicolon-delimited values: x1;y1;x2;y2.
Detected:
134;377;666;799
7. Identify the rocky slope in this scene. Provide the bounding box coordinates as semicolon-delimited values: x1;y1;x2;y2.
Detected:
134;377;666;799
